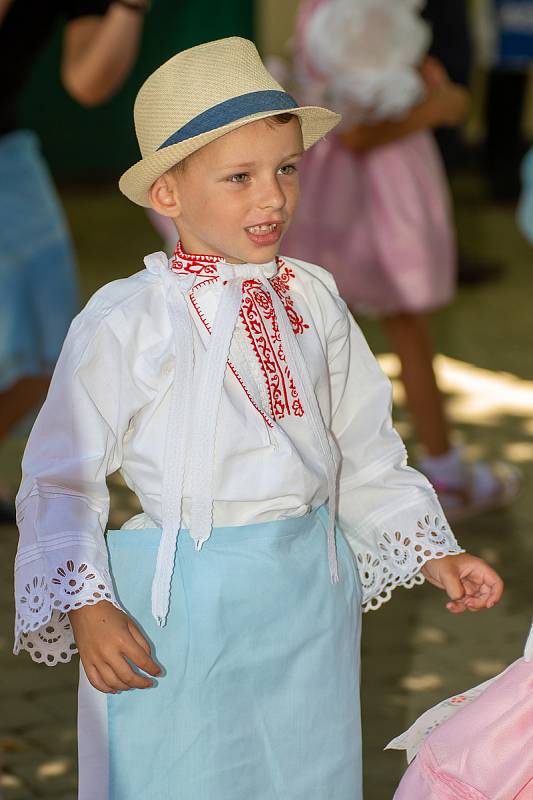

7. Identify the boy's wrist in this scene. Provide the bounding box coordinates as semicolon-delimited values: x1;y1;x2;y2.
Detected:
68;598;117;623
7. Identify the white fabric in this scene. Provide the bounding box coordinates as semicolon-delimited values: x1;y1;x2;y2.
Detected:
13;250;463;664
388;618;533;761
148;256;195;626
385;672;501;763
78;663;108;800
267;283;340;581
297;0;431;124
188;273;252;552
524;617;533;662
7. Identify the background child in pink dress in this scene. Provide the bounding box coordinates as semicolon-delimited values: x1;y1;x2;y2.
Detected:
388;619;533;798
281;0;519;520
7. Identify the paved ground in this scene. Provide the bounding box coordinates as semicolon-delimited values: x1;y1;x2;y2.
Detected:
1;171;532;798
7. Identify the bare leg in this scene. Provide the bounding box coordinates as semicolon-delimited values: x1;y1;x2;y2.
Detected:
0;376;50;443
381;313;520;518
381;313;450;457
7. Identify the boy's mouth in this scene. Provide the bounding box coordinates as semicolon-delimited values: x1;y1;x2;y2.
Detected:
245;222;283;247
246;223;278;234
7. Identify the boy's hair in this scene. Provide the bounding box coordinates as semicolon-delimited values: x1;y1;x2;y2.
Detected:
172;113;297;176
266;113;297;126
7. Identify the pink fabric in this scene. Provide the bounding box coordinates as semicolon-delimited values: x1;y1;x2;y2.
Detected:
393;659;533;799
281;131;456;317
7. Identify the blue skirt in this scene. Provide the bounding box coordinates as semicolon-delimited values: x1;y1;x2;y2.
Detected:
0;130;78;391
78;508;363;799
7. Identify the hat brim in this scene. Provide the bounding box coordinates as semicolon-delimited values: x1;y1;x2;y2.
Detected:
119;105;341;207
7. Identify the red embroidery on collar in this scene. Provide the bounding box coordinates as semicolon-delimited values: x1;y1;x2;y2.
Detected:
172;242;309;421
170;241;221;278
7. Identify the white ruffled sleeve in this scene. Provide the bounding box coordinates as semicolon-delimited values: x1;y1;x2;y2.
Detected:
298;0;431;123
14;304;154;665
329;298;463;611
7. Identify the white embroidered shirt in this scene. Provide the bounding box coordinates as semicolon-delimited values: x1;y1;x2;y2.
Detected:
14;245;462;665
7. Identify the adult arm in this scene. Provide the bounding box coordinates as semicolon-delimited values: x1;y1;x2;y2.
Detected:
61;1;148;106
0;0;13;26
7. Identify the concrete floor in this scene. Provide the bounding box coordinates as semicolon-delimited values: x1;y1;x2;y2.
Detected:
0;171;532;798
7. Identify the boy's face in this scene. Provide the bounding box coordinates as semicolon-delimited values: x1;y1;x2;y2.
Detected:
156;116;303;264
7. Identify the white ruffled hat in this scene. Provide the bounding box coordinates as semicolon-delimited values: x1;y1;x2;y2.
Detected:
119;36;340;207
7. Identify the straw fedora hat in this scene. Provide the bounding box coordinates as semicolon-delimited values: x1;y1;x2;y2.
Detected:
119;37;340;206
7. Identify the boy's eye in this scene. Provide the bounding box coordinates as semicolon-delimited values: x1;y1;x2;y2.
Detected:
278;164;297;175
229;173;250;183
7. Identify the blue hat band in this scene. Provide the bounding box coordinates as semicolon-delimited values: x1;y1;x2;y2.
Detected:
157;90;299;151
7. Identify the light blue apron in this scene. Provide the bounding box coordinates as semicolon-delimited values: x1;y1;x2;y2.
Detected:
105;506;363;799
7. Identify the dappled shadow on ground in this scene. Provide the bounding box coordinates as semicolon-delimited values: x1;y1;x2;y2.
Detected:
361;354;533;798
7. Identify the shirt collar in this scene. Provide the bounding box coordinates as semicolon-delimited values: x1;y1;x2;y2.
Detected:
170;240;279;282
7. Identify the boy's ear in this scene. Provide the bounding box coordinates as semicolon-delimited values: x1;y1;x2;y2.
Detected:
149;171;181;218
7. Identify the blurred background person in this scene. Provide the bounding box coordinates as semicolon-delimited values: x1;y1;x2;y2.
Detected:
423;0;473;169
281;0;520;521
422;0;505;284
478;0;533;202
0;0;149;522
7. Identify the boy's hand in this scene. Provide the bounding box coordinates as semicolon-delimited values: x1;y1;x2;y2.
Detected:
68;600;161;693
421;553;504;614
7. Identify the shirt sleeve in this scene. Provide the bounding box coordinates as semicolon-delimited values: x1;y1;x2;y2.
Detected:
14;304;154;665
328;295;464;611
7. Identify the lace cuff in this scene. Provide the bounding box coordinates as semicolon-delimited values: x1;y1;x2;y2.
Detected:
14;549;121;666
344;504;464;612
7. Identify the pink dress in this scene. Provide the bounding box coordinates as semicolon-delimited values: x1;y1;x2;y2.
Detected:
281;131;456;317
392;657;533;799
280;0;456;317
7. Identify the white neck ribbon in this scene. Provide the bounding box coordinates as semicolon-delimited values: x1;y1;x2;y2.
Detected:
146;249;340;627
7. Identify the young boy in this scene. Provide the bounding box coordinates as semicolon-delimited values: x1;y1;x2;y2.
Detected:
13;37;503;800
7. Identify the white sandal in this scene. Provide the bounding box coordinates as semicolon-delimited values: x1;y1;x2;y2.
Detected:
430;461;521;523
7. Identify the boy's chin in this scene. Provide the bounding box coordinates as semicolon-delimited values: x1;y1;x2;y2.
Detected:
242;240;283;264
248;248;280;264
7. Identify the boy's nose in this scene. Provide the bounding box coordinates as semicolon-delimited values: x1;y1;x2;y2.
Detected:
258;178;286;211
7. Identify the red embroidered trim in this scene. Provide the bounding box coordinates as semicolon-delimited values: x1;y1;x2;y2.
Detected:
170;241;223;278
271;260;309;337
172;243;309;422
189;279;275;429
239;267;307;420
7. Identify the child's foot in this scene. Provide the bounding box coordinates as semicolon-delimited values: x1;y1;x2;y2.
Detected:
420;449;521;522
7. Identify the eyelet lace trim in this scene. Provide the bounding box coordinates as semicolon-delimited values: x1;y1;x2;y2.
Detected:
358;514;464;612
14;560;120;666
386;674;500;761
14;516;461;661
